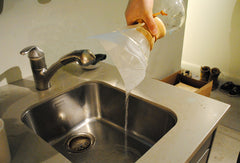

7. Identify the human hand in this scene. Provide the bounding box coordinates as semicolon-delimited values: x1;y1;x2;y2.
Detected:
125;0;158;36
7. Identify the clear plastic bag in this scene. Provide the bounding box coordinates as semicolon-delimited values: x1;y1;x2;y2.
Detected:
154;0;186;33
92;24;150;92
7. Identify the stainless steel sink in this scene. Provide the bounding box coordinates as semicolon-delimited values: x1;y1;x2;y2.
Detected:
21;82;177;163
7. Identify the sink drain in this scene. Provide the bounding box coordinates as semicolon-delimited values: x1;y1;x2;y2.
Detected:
65;133;95;153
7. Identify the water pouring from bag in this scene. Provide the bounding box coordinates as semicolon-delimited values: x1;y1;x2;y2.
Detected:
92;17;166;93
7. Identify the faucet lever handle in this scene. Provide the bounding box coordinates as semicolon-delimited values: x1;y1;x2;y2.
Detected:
20;46;45;58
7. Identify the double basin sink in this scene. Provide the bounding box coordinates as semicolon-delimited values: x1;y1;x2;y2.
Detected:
21;82;176;162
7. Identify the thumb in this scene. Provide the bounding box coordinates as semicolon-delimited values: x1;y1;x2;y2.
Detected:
144;16;158;36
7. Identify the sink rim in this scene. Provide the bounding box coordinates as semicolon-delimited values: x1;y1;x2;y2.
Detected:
21;81;178;123
20;80;178;162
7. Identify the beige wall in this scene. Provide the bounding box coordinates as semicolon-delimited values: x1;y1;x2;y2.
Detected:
0;0;186;86
182;0;240;81
0;0;125;86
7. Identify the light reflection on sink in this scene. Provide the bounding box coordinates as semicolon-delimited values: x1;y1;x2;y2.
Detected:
21;81;177;162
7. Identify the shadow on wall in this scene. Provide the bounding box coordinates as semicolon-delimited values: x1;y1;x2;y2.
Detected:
230;1;240;79
0;66;36;91
0;67;36;117
37;0;51;4
0;66;22;84
0;0;3;14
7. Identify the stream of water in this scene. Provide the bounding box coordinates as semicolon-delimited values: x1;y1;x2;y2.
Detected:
124;92;130;156
93;28;150;159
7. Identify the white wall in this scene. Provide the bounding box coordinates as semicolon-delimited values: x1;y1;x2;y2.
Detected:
182;0;240;82
0;0;186;86
0;0;125;86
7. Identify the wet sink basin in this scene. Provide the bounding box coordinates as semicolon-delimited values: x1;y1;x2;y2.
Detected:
21;82;177;163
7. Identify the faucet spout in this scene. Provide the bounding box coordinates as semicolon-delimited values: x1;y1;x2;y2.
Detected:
20;46;97;91
59;50;96;66
43;50;96;88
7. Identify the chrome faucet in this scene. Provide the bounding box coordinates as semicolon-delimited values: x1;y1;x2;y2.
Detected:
20;46;98;90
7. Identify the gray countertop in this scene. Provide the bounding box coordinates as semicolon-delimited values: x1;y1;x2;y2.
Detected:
0;63;230;162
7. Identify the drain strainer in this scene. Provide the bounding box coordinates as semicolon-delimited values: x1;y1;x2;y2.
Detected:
65;133;95;153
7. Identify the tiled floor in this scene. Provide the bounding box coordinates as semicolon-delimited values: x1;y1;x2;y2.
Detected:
208;82;240;163
211;87;240;131
208;125;240;163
